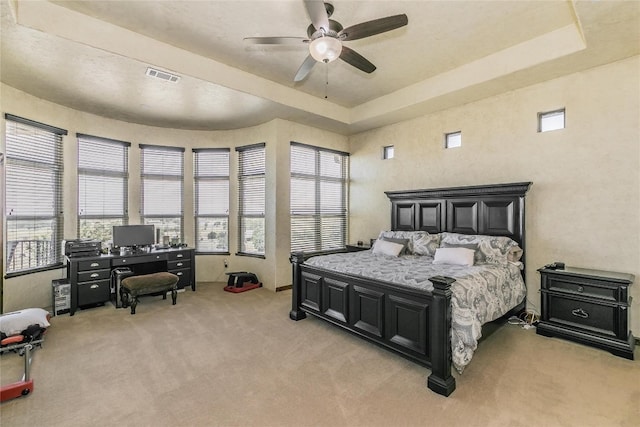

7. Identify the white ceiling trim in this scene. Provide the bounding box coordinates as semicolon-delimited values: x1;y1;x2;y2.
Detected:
351;23;587;124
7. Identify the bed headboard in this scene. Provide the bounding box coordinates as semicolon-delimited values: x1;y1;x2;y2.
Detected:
385;182;532;249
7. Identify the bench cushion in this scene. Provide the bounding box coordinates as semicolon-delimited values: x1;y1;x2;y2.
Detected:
121;272;179;294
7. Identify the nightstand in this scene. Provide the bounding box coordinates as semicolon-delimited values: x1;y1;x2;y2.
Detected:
345;244;371;252
537;266;635;360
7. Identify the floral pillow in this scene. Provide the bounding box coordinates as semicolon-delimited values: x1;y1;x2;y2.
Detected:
439;232;518;266
377;230;440;256
412;232;440;257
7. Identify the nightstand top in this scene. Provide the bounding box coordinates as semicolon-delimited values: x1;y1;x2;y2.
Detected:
538;266;634;284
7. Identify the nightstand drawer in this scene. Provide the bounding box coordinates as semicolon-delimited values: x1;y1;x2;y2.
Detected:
545;292;626;340
545;276;619;302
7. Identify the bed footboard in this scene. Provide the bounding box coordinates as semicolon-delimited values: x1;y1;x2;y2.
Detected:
289;252;456;396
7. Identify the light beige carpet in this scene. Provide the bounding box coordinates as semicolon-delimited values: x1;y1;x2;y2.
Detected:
1;282;638;427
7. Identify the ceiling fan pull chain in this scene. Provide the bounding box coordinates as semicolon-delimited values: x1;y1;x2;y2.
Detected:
325;63;329;99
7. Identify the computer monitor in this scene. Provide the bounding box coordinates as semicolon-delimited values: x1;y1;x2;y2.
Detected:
112;225;155;248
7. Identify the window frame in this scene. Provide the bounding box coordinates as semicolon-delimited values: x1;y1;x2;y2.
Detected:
77;133;130;244
140;144;185;245
538;108;566;132
193;148;230;254
290;141;349;253
445;131;462;149
4;114;67;277
383;145;394;160
236;143;266;258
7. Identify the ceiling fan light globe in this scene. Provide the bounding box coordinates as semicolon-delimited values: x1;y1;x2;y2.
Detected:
309;37;342;63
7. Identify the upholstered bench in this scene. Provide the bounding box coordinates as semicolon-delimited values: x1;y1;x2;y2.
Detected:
120;272;179;315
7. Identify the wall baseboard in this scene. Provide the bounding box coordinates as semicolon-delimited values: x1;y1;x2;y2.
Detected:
276;285;292;292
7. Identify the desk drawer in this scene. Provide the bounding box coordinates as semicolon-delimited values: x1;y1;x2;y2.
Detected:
114;253;166;266
77;259;110;271
168;259;190;270
544;275;619;302
168;251;190;261
77;269;111;283
78;279;110;306
545;292;625;339
168;268;191;289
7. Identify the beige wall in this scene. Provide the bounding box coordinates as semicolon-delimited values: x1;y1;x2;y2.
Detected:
349;56;640;334
2;55;639;337
0;83;347;312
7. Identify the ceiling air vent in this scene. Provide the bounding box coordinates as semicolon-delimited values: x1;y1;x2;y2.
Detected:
145;67;180;83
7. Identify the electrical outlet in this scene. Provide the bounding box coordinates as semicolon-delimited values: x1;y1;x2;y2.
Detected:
224;259;228;268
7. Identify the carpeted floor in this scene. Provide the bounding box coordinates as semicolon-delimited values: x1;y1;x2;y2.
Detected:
1;282;638;427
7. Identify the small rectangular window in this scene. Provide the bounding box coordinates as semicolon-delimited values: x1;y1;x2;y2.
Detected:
538;109;565;132
383;145;394;159
445;131;462;149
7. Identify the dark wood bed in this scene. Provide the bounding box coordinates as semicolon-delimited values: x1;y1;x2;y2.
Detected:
289;182;532;396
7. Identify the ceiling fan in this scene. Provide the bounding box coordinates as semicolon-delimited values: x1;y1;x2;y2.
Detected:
244;0;408;82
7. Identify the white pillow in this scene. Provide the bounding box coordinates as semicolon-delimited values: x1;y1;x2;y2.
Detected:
0;308;50;336
371;239;404;257
433;247;475;266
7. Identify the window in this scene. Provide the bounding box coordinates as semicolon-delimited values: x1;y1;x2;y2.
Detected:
290;142;349;253
383;145;394;159
140;145;184;244
538;108;565;132
77;134;130;243
193;148;230;253
236;143;265;256
4;114;66;275
445;131;462;148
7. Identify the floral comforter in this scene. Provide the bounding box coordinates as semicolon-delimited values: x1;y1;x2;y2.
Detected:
305;251;526;372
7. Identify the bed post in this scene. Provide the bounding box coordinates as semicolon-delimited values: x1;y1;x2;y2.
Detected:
427;276;456;396
289;252;307;321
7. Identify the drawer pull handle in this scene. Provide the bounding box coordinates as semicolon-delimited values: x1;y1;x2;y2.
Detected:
177;254;183;258
90;284;99;289
176;262;183;267
577;286;584;292
90;273;99;278
177;272;183;276
571;308;589;319
90;262;99;267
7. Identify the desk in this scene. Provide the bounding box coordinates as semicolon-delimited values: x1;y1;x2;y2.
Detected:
66;248;195;315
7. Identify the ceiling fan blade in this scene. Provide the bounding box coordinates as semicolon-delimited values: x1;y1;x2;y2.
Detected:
294;55;317;82
244;37;309;45
304;0;330;32
339;46;376;74
339;14;408;41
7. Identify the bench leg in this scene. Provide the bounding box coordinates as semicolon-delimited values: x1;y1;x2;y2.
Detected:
130;297;138;315
171;289;177;305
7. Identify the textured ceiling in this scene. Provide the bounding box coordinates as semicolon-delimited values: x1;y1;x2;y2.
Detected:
1;0;638;135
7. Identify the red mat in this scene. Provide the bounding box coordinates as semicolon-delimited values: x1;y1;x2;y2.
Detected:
224;283;262;293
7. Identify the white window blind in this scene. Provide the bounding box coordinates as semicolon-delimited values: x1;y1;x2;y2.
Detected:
290;142;349;253
77;133;130;243
140;144;184;244
4;114;67;275
236;143;265;256
193;148;230;253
